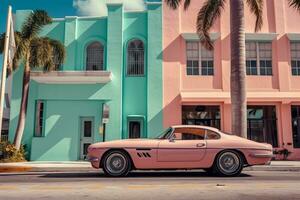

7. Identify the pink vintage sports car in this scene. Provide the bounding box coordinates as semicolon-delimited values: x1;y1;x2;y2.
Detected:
87;125;273;177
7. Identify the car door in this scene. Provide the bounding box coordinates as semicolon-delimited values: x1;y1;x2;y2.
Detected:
157;127;206;162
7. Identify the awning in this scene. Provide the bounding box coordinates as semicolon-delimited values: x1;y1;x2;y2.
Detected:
245;33;278;41
181;32;221;41
287;33;300;41
180;91;300;104
31;71;112;84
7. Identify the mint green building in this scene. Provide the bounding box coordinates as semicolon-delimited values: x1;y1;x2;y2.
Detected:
9;1;163;161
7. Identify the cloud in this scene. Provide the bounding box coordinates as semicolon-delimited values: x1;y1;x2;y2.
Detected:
73;0;146;17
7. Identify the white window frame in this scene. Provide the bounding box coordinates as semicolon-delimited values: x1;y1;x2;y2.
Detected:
186;41;214;76
291;42;300;76
246;41;272;76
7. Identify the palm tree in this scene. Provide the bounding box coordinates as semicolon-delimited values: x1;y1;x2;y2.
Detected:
0;10;66;149
165;0;300;138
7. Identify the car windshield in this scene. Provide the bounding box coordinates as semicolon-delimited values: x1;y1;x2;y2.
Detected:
154;127;173;139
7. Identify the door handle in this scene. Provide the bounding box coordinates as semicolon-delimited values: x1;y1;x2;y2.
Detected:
196;143;206;148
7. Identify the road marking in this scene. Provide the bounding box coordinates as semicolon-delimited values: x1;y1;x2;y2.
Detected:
30;186;73;190
0;185;18;190
127;185;158;190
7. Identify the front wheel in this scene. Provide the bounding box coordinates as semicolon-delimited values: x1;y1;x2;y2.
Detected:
102;150;131;177
214;150;243;177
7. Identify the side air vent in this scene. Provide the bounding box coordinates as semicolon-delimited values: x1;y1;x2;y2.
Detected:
137;152;151;158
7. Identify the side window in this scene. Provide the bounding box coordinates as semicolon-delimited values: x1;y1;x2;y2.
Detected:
206;130;221;140
173;128;205;140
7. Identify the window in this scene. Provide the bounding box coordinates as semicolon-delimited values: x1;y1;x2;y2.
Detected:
156;127;173;139
206;130;221;140
246;42;272;76
35;101;44;137
172;128;206;140
129;121;141;138
291;42;300;76
84;121;92;137
182;105;221;129
247;106;278;147
291;106;300;148
86;42;104;70
127;39;144;76
246;42;257;75
186;42;214;76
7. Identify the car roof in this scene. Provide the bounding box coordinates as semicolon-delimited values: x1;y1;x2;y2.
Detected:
171;125;220;133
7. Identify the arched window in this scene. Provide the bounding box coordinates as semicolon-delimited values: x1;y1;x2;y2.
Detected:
127;39;144;76
86;42;104;71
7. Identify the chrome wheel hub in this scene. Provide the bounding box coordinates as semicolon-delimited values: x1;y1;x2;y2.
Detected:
106;153;127;174
219;152;240;174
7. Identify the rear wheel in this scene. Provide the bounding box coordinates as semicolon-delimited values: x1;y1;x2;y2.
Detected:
213;150;243;177
102;150;131;177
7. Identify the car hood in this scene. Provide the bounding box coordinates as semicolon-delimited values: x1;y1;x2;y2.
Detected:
90;138;160;149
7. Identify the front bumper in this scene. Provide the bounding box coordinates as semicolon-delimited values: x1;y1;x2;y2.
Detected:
87;156;100;162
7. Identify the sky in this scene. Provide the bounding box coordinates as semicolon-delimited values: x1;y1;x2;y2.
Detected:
0;0;152;68
0;0;78;67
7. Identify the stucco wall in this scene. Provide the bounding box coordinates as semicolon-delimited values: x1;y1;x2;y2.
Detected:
162;0;300;159
9;1;163;161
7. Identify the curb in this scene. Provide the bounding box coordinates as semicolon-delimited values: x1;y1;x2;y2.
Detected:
0;166;33;173
1;166;300;173
245;166;300;172
26;167;98;172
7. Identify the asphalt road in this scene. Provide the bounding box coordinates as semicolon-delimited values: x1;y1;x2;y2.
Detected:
0;170;300;200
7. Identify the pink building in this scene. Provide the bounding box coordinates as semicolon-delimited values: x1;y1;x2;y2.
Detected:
163;0;300;160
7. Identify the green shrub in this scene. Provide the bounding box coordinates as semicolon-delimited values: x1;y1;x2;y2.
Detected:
0;141;26;163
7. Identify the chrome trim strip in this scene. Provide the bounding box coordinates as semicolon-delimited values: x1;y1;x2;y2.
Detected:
250;153;274;158
93;147;272;151
88;157;100;162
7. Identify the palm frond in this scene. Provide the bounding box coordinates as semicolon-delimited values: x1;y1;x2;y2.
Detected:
11;32;28;72
21;10;52;40
246;0;263;32
0;31;27;73
165;0;192;10
47;38;66;67
42;61;54;72
29;38;53;69
29;37;65;71
288;0;300;11
197;0;226;50
184;0;191;10
165;0;181;9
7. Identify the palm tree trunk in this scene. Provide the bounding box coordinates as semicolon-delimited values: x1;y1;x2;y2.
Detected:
13;53;30;150
230;0;247;138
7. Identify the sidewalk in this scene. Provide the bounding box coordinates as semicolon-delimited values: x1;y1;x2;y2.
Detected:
246;161;300;171
0;161;300;173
